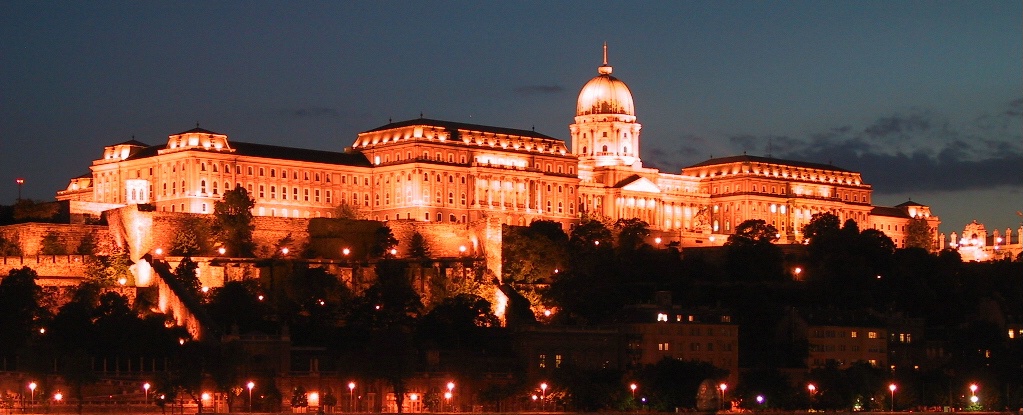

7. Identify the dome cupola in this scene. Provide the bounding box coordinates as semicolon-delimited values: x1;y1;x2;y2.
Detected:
576;44;635;117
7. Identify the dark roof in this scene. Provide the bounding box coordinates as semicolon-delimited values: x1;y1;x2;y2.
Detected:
683;155;853;173
612;174;643;188
112;139;149;147
124;141;371;167
232;141;371;166
173;127;222;136
895;200;926;207
870;206;911;218
361;118;560;141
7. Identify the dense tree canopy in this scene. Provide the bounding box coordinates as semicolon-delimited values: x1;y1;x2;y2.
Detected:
213;186;256;257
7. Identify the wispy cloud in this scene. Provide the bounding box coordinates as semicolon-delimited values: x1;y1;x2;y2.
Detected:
514;85;565;95
646;98;1023;195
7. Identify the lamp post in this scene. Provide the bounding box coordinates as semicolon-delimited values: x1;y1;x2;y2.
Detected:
630;383;637;400
540;383;547;411
807;383;816;411
29;382;37;406
247;381;254;413
348;382;355;412
16;178;24;201
144;382;151;403
718;383;727;411
888;383;896;412
969;384;978;408
447;382;455;411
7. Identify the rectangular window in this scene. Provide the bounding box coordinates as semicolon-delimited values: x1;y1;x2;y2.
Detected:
326;190;332;204
539;354;546;369
304;189;310;201
555;354;562;368
315;189;321;202
868;331;878;339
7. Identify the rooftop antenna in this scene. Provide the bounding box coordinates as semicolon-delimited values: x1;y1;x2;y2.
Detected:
389;117;392;123
603;42;608;65
196;122;200;128
419;112;424;119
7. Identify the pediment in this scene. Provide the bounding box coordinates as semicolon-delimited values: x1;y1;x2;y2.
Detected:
617;175;661;193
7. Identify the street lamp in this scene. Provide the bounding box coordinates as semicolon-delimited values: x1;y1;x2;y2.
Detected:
807;383;816;410
16;178;24;201
447;382;455;411
247;381;255;413
348;382;355;412
969;384;979;408
719;383;727;411
630;383;637;400
888;383;896;411
144;382;151;403
540;382;547;411
29;382;37;405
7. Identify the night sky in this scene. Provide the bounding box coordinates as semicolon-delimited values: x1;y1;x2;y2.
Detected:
2;1;1020;233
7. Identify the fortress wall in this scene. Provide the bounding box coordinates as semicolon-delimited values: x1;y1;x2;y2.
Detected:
0;255;92;278
252;216;311;253
0;223;113;256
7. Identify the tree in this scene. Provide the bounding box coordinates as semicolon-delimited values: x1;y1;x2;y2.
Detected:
905;217;933;250
569;216;613;254
0;267;43;355
213;187;256;257
370;226;399;258
728;219;780;245
408;232;432;259
171;217;214;256
334;202;364;220
0;234;23;256
39;231;68;255
635;358;728;411
75;233;97;255
802;213;841;242
724;220;784;281
502;222;568;284
173;257;201;296
613;218;650;252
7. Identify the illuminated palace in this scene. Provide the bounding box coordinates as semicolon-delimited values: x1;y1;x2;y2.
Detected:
57;48;938;248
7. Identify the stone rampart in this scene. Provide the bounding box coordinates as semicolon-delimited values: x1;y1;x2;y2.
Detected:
387;217;502;279
252;216;310;254
0;223;113;256
0;255;93;278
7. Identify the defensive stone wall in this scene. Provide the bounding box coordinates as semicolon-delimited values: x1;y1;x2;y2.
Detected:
252;216;310;254
0;255;92;278
387;217;502;278
0;223;113;256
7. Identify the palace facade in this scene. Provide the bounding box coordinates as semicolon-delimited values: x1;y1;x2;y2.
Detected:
57;49;939;249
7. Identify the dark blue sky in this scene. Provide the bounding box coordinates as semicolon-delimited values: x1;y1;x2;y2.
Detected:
2;1;1020;232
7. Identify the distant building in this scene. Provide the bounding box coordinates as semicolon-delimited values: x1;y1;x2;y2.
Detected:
806;325;888;369
57;45;935;248
947;220;1022;261
622;307;739;386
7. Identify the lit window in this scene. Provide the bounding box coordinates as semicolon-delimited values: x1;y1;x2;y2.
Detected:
868;331;877;339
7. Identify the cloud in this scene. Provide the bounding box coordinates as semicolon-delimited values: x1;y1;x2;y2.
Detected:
645;98;1023;195
863;111;933;138
514;85;565;95
286;107;341;118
